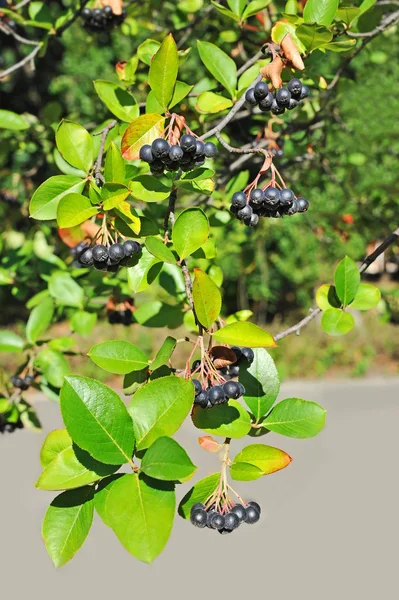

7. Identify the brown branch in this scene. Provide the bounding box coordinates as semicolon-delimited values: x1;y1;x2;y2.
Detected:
274;227;399;341
0;22;39;45
0;43;41;79
215;130;270;158
93;119;117;184
347;9;399;37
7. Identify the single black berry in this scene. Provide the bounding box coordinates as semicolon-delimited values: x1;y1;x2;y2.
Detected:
245;505;260;524
287;98;299;111
103;5;113;16
194;390;209;408
231;346;242;361
92;244;108;263
224;512;240;531
231;191;247;209
241;347;254;362
151;138;170;159
24;375;35;386
286;199;299;215
250;188;264;205
209;512;226;530
180;134;197;154
223;380;241;400
249;214;259;227
169;145;184;161
208;385;226;406
231;504;247;522
296;197;309;212
276;88;291;107
123;240;141;257
195;140;205;157
263;187;280;206
204;142;217;158
191;502;205;514
254;81;269;101
191;359;201;372
192;379;202;396
271;99;285;115
288;78;302;97
81;7;91;18
190;509;208;528
237;205;252;220
280;188;294;207
248;501;261;513
245;88;257;106
300;84;310;99
230;365;240;377
108;243;125;263
258;92;274;111
139;144;154;163
79;248;94;266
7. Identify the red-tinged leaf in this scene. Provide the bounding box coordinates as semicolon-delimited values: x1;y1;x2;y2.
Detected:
121;114;165;161
58;221;100;248
198;436;223;453
230;443;292;481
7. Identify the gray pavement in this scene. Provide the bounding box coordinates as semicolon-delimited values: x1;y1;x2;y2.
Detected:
1;377;398;600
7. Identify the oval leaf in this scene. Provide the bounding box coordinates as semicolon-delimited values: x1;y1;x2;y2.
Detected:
88;341;149;375
239;348;280;421
178;473;220;518
193;268;222;329
94;80;139;122
121;113;165;161
172;207;209;260
56;120;93;173
141;436;197;481
197;40;237;98
0;109;29;130
303;0;338;26
212;321;276;348
26;296;55;344
350;283;381;310
230;443;292;481
263;397;326;438
334;256;361;306
104;142;125;183
29;175;85;221
145;237;176;264
0;331;24;353
150;336;177;372
148;34;179;110
57;193;98;228
192;400;251;439
321;308;355;336
49;272;84;308
196;91;233;114
129;175;172;203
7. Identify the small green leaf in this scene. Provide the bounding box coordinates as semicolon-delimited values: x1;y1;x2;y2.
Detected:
322;39;357;52
0;330;24;353
242;0;272;20
141;437;197;481
49;272;84;308
239;348;280;421
57;193;98;228
145;237;176;264
263;398;327;438
129;376;194;450
315;284;341;311
172;207;209;260
56;120;93;174
60;376;135;465
197;41;237;98
40;429;71;468
335;7;361;26
42;486;94;568
127;248;163;293
94;474;124;527
88;341;148;375
129;175;172;202
121;113;165;161
350;283;381;310
137;39;160;65
272;21;306;53
145;81;193;112
303;0;338;26
230;444;292;481
212;321;276;348
148;34;179;110
93;80;139;122
0;109;29;130
296;23;333;51
29;175;85;221
192;400;251;439
101;183;130;210
196;92;233;114
210;1;240;21
35;349;71;388
178;473;220;518
321;308;355;336
192;268;222;329
104;142;125;183
334;256;360;306
70;311;97;336
26;296;55;344
150;336;177;372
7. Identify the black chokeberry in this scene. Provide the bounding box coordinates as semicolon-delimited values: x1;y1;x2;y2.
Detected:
248;501;261;513
249;214;259;227
190;509;208;528
108;243;125;264
123;240;141;257
223;380;241;400
169;145;183;161
300;85;310;99
229;365;239;377
24;375;35;386
209;512;225;530
195;140;205;157
241;347;254;362
287;98;299;111
208;385;226;406
224;512;240;531
191;359;201;372
271;99;285;115
288;78;302;97
280;188;294;207
276;88;291;107
237;205;252;220
231;504;247;522
258;92;274;111
238;382;246;396
192;379;202;396
263;187;280;206
231;191;247;209
296;197;309;212
79;248;94;266
245;88;257;106
81;7;91;18
92;244;108;263
103;5;113;16
250;188;263;205
245;506;260;524
191;502;205;513
180;134;196;154
231;346;242;361
195;390;209;408
286;199;299;215
139;144;154;163
204;142;217;158
254;81;269;101
151;138;170;158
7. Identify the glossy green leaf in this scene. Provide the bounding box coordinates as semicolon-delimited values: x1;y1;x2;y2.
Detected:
212;321;276;348
141;436;197;480
177;167;215;184
127;248;163;293
192;268;222;329
263;398;327;438
35;349;71;388
101;183;130;210
104;142;125;183
350;283;381;310
123;368;149;396
93;80;139;122
296;23;333;51
239;348;280;421
315;283;341;311
0;109;29;130
335;7;361;26
94;474;124;527
178;473;220;518
230;444;292;481
323;39;357;52
60;376;135;464
29;175;85;221
42;486;94;568
172;207;209;260
129;376;194;450
210;1;240;22
321;308;355;335
40;429;71;468
303;0;338;26
197;41;237;98
0;330;24;353
49;272;84;308
26;296;55;344
334;256;360;306
192;400;251;439
227;0;246;15
70;311;97;336
55;120;93;173
88;341;148;374
196;92;233;114
148;34;179;110
272;21;306;53
129;175;172;202
242;0;272;19
150;336;177;372
137;38;160;65
57;193;98;228
121;113;165;161
145;237;176;264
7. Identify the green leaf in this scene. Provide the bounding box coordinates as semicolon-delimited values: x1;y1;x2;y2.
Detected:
192;268;222;329
35;349;71;388
101;183;130;210
242;0;272;20
177;167;215;184
26;296;55;344
172;207;209;260
60;376;135;464
49;337;76;353
192;400;251;439
263;398;327;438
150;336;177;372
178;473;220;518
121;114;165;161
55;120;93;174
145;237;176;264
272;21;306;53
29;175;85;221
315;283;341;311
350;283;381;310
303;0;338;26
88;341;148;375
296;23;333;51
49;272;84;308
93;80;139;122
104;142;125;183
239;348;280;421
321;308;355;336
334;256;360;306
129;175;172;202
230;444;292;481
129;376;194;450
105;473;175;564
137;39;160;65
40;429;71;468
94;474;124;527
323;39;357;52
359;0;377;16
196;92;233;114
146;81;193;113
57;193;98;228
197;41;237;98
227;0;246;15
0;109;29;130
212;321;276;348
133;301;183;329
335;7;361;26
210;1;240;21
148;34;179;110
42;486;94;568
127;248;163;293
70;311;97;336
141;437;197;481
0;330;24;352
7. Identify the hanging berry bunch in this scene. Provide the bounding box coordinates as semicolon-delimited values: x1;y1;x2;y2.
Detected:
190;500;261;534
106;297;134;326
245;78;309;115
81;1;126;31
10;372;37;391
77;238;142;272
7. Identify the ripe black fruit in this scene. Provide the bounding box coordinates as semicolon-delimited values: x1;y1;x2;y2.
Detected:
195;140;205;157
139;144;154;163
245;506;260;524
190;509;208;528
250;188;264;205
223;380;241;399
241;347;254;362
191;359;201;372
180;134;196;153
208;385;226;405
258;92;274;111
231;191;247;209
238;382;246;396
92;245;108;262
237;205;252;220
169;145;184;161
193;379;202;396
288;78;302;97
231;504;247;522
297;197;309;212
204;142;217;158
287;199;298;215
276;88;291;107
191;503;205;514
280;188;294;207
209;513;225;530
300;85;310;99
151;138;170;158
249;214;259;227
248;501;261;513
271;99;285;115
123;240;141;257
254;81;269;101
264;187;280;206
231;346;242;360
245;88;257;106
224;512;240;531
108;243;125;263
195;390;209;408
79;248;94;266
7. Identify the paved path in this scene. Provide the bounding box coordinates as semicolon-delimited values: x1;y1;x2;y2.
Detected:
1;378;398;600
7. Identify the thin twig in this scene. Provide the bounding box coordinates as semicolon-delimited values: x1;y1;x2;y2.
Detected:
0;22;40;45
236;50;264;77
13;0;32;9
215;130;269;158
55;0;91;36
0;43;41;79
93;120;117;184
347;9;399;37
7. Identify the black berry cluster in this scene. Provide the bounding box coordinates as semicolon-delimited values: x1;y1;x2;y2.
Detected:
77;240;141;272
81;6;126;31
193;378;246;409
190;501;261;534
0;416;23;435
245;78;309;115
218;346;254;380
108;308;133;325
230;187;309;227
10;374;36;391
139;135;217;175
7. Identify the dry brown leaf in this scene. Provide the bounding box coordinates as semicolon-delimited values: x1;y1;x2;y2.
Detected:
281;34;305;71
210;345;238;369
261;55;284;89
